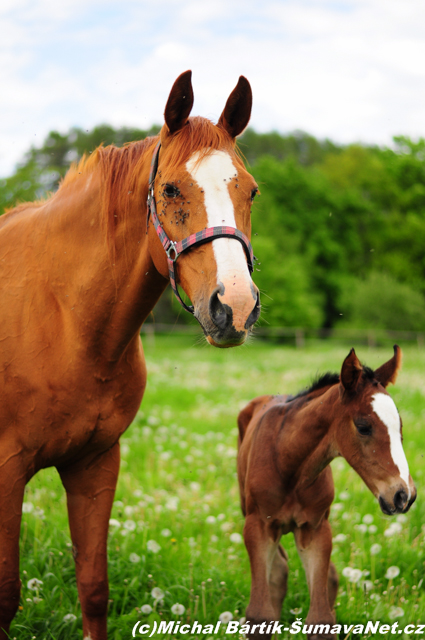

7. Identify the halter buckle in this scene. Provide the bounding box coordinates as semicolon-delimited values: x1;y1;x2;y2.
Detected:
166;241;178;262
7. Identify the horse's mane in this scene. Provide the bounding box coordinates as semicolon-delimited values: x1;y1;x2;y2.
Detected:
288;365;375;403
61;116;241;241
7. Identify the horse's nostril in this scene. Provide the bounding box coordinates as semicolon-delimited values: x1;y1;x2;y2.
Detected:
209;289;232;330
394;489;408;512
245;291;261;329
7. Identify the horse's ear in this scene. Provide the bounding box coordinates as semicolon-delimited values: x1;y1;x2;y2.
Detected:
340;348;363;392
218;76;252;139
164;70;194;135
374;345;402;387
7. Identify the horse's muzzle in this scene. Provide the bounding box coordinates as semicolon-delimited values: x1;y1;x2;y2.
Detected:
204;285;260;346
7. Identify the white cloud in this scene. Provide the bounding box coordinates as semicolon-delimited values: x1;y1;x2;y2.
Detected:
1;0;425;176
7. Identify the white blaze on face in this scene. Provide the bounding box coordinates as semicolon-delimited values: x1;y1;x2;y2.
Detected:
372;393;410;498
186;150;252;289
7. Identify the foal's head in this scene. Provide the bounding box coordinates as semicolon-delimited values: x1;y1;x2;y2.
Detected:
335;346;416;515
148;71;260;347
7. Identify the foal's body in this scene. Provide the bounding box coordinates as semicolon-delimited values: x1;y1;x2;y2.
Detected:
0;71;259;639
238;348;416;639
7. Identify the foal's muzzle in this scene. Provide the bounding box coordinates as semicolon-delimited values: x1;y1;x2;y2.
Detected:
379;486;417;515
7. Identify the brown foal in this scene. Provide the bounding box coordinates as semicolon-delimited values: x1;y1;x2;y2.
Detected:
237;346;416;639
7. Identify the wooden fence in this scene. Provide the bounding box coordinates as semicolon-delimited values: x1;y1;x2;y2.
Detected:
140;323;425;348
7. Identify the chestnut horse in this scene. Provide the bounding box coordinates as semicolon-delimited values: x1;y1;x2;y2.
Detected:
238;346;416;640
0;71;260;639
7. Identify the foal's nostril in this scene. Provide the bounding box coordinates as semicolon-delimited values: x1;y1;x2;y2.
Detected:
209;288;232;330
245;291;261;329
394;489;408;512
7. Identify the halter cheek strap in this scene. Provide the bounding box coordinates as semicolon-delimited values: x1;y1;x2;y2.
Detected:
146;141;255;314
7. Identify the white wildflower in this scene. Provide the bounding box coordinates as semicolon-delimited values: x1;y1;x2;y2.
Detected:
165;497;179;511
109;519;121;529
171;603;185;615
339;491;350;500
22;502;34;514
290;607;303;615
368;525;378;534
206;516;216;524
384;522;402;537
361;580;374;592
141;604;152;614
220;522;233;532
219;611;233;623
147;540;161;553
363;514;374;524
27;578;43;591
63;613;77;622
389;606;404;619
356;524;368;533
370;543;382;555
124;520;136;531
161;528;172;537
129;553;141;563
229;532;243;544
385;566;400;580
151;587;165;600
333;533;347;543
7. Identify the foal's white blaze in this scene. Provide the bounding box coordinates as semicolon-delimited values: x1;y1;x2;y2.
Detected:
372;393;410;498
186;150;252;289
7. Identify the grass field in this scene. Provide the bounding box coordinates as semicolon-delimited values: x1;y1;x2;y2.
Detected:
11;335;425;639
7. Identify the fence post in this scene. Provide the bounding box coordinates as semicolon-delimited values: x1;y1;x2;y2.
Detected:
295;329;305;349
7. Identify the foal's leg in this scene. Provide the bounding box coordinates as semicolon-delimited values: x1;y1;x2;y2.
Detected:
269;544;289;618
58;443;120;640
244;515;286;640
294;519;336;639
0;454;26;639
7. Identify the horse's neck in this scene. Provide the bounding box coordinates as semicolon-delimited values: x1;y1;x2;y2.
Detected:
38;160;166;362
280;386;340;486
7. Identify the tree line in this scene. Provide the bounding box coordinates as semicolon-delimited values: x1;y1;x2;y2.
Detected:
1;125;424;331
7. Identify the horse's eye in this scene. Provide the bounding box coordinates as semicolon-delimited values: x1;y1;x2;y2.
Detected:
354;419;372;436
251;188;259;202
163;184;180;198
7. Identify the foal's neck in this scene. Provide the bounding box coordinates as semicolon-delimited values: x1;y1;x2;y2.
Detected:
281;385;341;487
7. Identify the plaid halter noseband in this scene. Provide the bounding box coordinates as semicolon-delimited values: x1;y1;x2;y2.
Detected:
146;141;255;314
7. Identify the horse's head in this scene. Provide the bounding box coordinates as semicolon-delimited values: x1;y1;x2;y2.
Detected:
336;346;416;515
147;71;260;347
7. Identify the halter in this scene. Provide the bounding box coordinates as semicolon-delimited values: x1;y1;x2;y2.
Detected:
146;141;255;314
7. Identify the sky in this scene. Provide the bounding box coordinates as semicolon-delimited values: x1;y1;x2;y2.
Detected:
1;0;425;177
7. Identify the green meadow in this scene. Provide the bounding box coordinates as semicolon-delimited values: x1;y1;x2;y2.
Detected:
12;335;425;639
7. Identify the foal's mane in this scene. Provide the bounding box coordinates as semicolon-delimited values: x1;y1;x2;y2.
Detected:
288;365;375;403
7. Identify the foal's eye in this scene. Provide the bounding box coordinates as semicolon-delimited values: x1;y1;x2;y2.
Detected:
250;188;259;202
354;419;372;436
163;184;180;198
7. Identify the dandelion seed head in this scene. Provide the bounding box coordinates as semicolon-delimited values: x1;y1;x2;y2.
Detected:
27;578;43;591
385;566;400;580
141;604;152;614
151;587;165;600
171;603;185;615
147;540;161;553
219;611;233;623
63;613;77;622
129;553;141;563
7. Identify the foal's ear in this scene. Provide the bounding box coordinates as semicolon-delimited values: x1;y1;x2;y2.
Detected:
164;70;194;135
218;76;252;139
374;345;402;387
340;348;363;392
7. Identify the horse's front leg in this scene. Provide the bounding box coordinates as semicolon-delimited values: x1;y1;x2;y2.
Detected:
58;442;120;640
294;518;338;640
244;514;287;640
0;452;26;639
